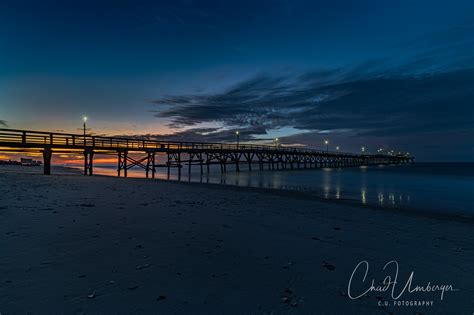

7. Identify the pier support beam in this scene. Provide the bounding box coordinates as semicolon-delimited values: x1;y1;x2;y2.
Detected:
146;152;155;178
84;150;94;176
117;151;128;177
43;148;52;175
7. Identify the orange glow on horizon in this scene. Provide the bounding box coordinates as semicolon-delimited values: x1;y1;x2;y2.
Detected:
61;157;118;165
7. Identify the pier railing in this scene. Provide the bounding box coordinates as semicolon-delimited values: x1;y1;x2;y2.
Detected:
0;128;414;176
0;128;372;157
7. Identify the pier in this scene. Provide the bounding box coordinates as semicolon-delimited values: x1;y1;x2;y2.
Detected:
0;129;414;177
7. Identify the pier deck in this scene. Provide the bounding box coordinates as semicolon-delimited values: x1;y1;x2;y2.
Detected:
0;128;414;177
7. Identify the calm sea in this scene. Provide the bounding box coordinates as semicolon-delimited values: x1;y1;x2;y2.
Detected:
79;162;473;216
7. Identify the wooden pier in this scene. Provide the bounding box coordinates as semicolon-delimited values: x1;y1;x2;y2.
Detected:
0;129;414;177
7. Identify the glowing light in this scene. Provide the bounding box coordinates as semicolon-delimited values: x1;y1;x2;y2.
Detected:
83;116;88;122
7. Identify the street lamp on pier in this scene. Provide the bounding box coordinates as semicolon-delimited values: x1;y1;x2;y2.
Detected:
235;131;240;148
83;116;88;145
336;146;340;151
324;140;329;152
361;146;366;154
274;138;279;148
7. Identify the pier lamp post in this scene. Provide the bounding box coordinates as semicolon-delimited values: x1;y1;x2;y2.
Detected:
274;138;279;148
235;131;240;149
83;116;88;145
324;140;329;152
361;146;366;154
336;146;340;151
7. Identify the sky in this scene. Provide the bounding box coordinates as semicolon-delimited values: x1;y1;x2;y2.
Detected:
0;0;473;161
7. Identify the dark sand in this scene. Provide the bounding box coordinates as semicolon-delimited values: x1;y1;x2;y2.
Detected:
0;171;473;314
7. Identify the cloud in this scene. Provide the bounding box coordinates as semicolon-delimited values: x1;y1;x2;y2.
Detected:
152;68;474;142
148;26;474;160
120;125;268;143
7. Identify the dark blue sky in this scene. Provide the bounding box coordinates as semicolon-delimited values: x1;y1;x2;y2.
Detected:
1;0;473;161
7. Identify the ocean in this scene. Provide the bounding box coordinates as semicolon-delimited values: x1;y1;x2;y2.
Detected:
80;162;474;216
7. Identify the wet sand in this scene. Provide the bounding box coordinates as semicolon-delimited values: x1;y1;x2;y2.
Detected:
0;171;473;314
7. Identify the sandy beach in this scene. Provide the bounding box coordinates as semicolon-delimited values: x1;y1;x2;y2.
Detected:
0;171;473;314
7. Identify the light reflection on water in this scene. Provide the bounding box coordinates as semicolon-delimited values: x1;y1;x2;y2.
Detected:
81;163;473;216
361;189;367;205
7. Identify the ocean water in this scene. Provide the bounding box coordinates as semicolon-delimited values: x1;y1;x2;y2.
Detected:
85;162;474;216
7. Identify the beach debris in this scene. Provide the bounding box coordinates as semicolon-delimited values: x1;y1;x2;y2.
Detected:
128;285;140;290
87;292;96;299
156;295;167;301
78;274;86;278
281;288;300;307
282;262;294;270
79;203;95;207
136;264;151;270
311;237;320;240
135;244;143;249
322;261;336;271
333;227;341;231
